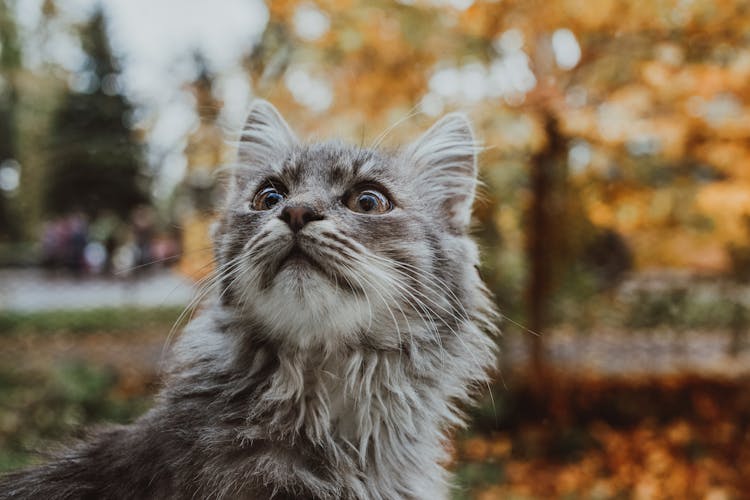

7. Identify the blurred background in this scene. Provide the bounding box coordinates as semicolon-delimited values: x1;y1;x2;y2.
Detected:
1;0;750;497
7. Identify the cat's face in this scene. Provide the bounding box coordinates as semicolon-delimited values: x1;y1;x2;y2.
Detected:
214;101;481;351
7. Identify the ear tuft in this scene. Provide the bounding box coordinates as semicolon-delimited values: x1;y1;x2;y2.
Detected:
238;99;297;167
407;113;479;232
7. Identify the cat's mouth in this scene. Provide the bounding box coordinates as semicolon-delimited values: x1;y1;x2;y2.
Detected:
277;244;325;274
264;240;362;296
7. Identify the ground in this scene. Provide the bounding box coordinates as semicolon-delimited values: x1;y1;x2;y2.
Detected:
0;314;748;499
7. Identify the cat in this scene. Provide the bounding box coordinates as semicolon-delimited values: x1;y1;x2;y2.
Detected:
0;100;498;499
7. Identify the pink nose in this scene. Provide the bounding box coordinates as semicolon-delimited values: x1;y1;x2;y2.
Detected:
279;206;323;233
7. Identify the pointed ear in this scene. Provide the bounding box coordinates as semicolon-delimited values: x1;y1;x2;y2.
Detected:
237;99;297;168
407;113;479;232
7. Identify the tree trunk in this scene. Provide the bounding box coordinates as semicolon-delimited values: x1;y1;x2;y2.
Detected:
525;112;567;396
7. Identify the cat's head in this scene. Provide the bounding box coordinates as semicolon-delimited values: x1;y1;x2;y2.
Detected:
214;100;485;351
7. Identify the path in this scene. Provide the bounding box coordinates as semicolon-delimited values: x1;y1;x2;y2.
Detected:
0;269;194;311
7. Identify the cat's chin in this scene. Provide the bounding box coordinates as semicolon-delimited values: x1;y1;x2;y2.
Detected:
274;263;327;289
243;269;370;349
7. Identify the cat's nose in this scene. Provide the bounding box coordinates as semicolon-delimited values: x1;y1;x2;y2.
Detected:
279;205;324;233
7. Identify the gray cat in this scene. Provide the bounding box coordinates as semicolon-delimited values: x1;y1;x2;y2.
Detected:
0;100;498;499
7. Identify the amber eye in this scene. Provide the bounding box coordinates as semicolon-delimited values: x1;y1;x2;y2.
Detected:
345;188;392;214
252;186;285;210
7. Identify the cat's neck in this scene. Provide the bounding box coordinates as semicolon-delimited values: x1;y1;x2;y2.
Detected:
166;304;455;494
172;304;444;432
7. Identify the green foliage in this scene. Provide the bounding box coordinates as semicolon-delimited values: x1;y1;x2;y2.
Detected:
0;1;21;70
0;0;21;241
452;462;505;500
0;242;39;266
624;288;740;330
0;306;182;336
0;361;150;472
728;215;750;283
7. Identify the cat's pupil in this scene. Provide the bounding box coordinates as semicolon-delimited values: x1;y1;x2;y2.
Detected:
265;192;283;208
358;194;377;212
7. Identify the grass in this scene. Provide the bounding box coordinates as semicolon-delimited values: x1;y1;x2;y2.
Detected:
0;361;153;472
0;306;181;471
0;306;184;336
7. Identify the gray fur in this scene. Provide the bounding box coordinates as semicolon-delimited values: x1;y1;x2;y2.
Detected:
0;100;498;500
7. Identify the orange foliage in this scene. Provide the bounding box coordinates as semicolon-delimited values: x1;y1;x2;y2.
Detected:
180;0;750;274
457;377;750;499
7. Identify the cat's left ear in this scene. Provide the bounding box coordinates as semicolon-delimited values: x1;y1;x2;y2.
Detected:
237;99;298;168
407;113;479;233
228;100;297;196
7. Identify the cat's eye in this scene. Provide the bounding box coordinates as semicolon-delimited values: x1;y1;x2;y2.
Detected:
345;188;392;214
252;186;285;210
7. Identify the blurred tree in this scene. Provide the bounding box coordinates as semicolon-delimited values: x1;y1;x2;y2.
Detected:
526;113;568;381
0;0;22;241
728;216;750;283
258;0;750;272
44;9;148;219
177;60;226;279
174;0;750;373
4;1;66;242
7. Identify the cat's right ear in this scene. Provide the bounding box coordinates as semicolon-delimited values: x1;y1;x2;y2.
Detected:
406;113;479;233
237;99;297;168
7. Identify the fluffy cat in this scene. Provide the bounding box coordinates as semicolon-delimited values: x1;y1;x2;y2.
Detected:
0;100;498;499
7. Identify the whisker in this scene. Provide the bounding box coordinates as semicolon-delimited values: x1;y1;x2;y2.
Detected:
158;248;256;369
114;245;214;276
369;104;422;151
330;245;496;412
